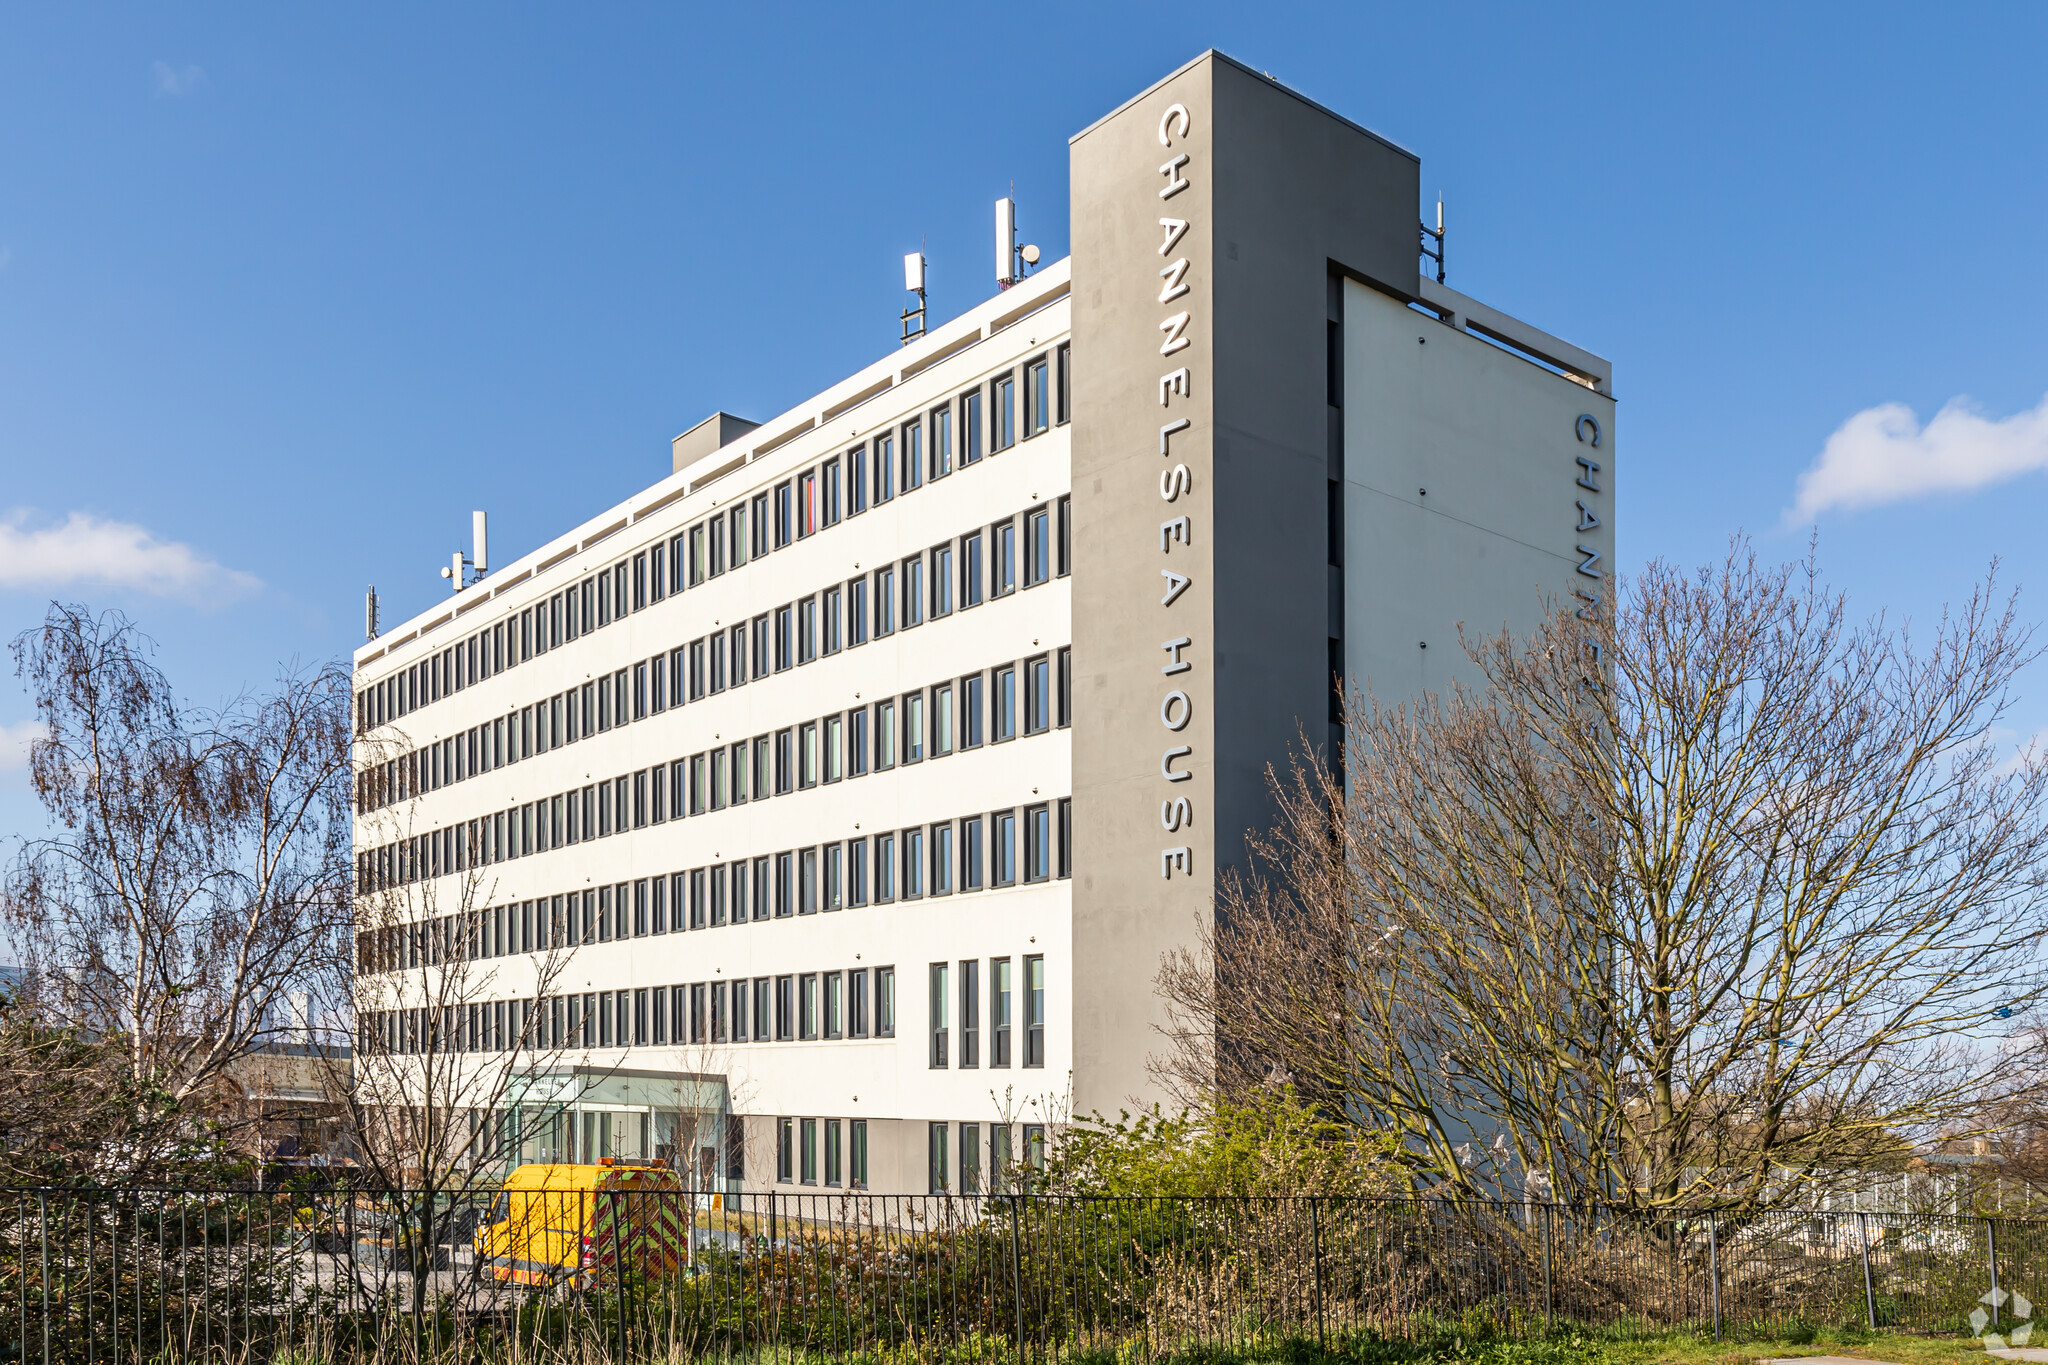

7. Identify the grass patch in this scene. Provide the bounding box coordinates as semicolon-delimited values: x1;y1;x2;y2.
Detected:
1089;1326;1999;1365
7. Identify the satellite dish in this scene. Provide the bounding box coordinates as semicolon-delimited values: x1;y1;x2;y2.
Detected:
1021;244;1041;266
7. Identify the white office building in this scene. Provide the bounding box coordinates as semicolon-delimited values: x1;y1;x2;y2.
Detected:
350;51;1616;1195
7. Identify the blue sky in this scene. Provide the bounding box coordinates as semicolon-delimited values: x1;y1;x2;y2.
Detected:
3;2;2047;847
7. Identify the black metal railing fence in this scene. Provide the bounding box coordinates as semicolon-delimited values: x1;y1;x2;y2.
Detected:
2;1187;2034;1364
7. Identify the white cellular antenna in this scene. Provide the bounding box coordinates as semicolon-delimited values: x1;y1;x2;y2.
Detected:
439;510;490;591
996;197;1016;288
364;586;380;640
996;194;1039;290
900;249;927;345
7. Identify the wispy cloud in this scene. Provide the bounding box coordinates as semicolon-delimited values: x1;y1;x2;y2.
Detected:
1786;392;2048;523
0;510;260;606
152;61;206;96
0;720;43;773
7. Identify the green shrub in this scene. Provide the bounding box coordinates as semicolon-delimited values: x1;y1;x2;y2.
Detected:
1046;1088;1402;1199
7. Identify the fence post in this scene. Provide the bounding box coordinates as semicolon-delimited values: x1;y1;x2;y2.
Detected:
1310;1197;1326;1348
1857;1211;1876;1330
1707;1216;1721;1341
1009;1194;1026;1363
611;1189;629;1365
1988;1217;2000;1329
37;1191;49;1365
1541;1204;1553;1327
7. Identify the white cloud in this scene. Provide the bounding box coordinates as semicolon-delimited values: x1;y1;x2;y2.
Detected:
0;510;260;605
0;720;43;772
152;61;206;96
1786;392;2048;523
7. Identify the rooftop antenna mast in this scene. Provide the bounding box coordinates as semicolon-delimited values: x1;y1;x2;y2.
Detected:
901;242;927;345
440;510;489;592
364;586;380;641
996;190;1040;291
1420;194;1445;284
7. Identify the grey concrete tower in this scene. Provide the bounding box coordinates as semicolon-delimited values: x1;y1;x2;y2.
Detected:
1069;52;1614;1116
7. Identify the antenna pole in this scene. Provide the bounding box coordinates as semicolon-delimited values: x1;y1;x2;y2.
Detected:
1420;196;1446;285
365;586;380;641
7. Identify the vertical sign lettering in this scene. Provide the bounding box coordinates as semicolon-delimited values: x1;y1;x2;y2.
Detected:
1154;102;1198;879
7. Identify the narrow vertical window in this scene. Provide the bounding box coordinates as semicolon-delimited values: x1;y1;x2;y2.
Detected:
932;820;954;894
992;957;1012;1067
995;809;1017;886
962;673;984;749
933;544;953;617
961;532;984;608
961;389;983;465
797;469;817;538
1025;355;1049;436
903;557;924;628
929;963;949;1068
995;665;1017;742
1025;803;1050;883
931;405;952;478
901;421;923;491
962;813;984;890
993;373;1014;450
874;432;895;504
996;520;1016;596
1025;955;1045;1067
960;959;980;1069
849;579;869;646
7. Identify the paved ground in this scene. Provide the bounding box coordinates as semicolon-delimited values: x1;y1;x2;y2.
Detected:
1986;1351;2048;1361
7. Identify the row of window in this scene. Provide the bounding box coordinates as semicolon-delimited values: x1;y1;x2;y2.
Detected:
929;957;1046;1070
359;801;1073;980
355;655;1072;890
921;1121;1049;1196
356;347;1073;738
356;501;1073;816
362;965;905;1060
775;1117;872;1189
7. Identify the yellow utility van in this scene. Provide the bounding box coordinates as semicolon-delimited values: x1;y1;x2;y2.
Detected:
475;1159;691;1287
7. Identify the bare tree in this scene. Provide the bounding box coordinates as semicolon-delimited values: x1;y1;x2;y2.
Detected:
2;604;352;1178
329;765;589;1316
1160;542;2048;1212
